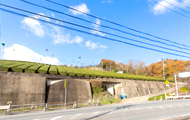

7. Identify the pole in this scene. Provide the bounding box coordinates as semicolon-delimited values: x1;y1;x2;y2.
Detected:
122;64;123;73
127;64;128;74
174;74;178;96
163;56;165;79
64;81;67;109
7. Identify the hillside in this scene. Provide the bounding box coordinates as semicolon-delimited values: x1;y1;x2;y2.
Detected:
0;60;169;82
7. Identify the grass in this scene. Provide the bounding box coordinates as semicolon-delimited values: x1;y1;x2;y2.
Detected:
148;94;165;101
77;104;85;107
180;86;190;93
0;111;3;113
93;91;122;105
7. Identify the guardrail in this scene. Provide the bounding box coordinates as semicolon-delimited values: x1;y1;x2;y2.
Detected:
165;93;190;100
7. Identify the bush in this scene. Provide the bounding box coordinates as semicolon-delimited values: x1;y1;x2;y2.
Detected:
93;85;103;94
49;66;58;75
25;64;44;73
180;86;190;92
57;66;67;75
149;94;165;101
37;65;50;74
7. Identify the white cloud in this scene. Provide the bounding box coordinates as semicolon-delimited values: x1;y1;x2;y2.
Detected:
152;0;190;14
90;19;105;36
69;3;90;15
3;44;61;65
50;25;83;44
21;15;45;37
102;0;114;3
85;40;107;49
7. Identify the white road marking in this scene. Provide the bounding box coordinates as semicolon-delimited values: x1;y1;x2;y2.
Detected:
32;119;40;120
50;116;63;120
159;106;164;109
124;108;128;110
148;107;152;110
186;104;189;106
178;105;182;107
168;105;172;108
136;108;140;110
70;114;83;119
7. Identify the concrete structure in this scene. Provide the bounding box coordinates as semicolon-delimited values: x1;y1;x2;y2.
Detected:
100;78;173;98
0;71;172;106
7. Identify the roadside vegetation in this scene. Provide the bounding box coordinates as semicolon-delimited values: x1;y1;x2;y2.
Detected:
180;86;190;93
0;60;170;82
148;94;166;101
92;85;121;105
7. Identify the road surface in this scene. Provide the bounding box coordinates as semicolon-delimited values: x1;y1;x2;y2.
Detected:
1;99;190;120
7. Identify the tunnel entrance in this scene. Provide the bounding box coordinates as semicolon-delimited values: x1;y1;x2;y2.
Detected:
102;82;122;97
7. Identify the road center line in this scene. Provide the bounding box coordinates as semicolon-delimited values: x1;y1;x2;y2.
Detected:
50;116;63;120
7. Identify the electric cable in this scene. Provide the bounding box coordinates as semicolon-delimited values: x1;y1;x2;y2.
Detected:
19;0;190;49
1;3;190;54
1;8;190;58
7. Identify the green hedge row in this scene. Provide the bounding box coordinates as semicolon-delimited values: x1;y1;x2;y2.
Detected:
37;65;50;74
0;60;172;82
25;64;44;73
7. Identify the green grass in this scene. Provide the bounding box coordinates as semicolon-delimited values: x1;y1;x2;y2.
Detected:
0;111;3;113
148;94;165;101
93;91;122;105
180;86;190;93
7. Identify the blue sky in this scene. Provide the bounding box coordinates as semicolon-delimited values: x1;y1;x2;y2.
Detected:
1;0;190;66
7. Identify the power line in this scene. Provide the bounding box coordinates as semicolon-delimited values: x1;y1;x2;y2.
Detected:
19;0;190;49
174;0;190;10
162;0;190;15
1;4;190;55
1;8;190;59
151;0;190;19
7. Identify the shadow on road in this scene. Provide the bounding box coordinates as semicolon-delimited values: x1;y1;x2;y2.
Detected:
85;105;133;120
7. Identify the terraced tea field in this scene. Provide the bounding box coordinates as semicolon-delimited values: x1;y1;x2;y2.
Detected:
0;60;171;82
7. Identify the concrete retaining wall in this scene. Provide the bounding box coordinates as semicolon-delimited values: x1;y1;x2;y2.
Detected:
0;75;46;105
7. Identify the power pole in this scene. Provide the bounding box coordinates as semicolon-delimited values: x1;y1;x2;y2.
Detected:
127;64;128;74
163;56;165;79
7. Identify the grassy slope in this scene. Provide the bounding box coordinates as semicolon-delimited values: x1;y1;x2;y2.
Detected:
0;60;172;82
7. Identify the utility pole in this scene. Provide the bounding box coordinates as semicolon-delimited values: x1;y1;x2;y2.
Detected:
163;56;165;79
122;64;123;73
127;64;128;74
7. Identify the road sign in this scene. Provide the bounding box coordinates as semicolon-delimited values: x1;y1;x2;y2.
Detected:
166;85;169;87
7;101;12;104
165;80;169;85
64;81;66;87
179;72;190;77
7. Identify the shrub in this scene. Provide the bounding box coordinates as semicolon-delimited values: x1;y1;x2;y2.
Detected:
25;64;44;73
93;85;103;94
180;86;190;92
37;65;50;74
49;66;58;75
57;66;67;75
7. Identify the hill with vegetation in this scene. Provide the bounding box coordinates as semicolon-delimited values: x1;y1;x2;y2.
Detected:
0;60;169;82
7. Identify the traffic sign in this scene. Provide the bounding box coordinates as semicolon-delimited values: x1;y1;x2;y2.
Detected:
166;85;169;87
165;80;169;85
179;72;190;78
7;101;12;104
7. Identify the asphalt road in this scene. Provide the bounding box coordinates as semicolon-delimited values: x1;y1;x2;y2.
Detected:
1;100;190;120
